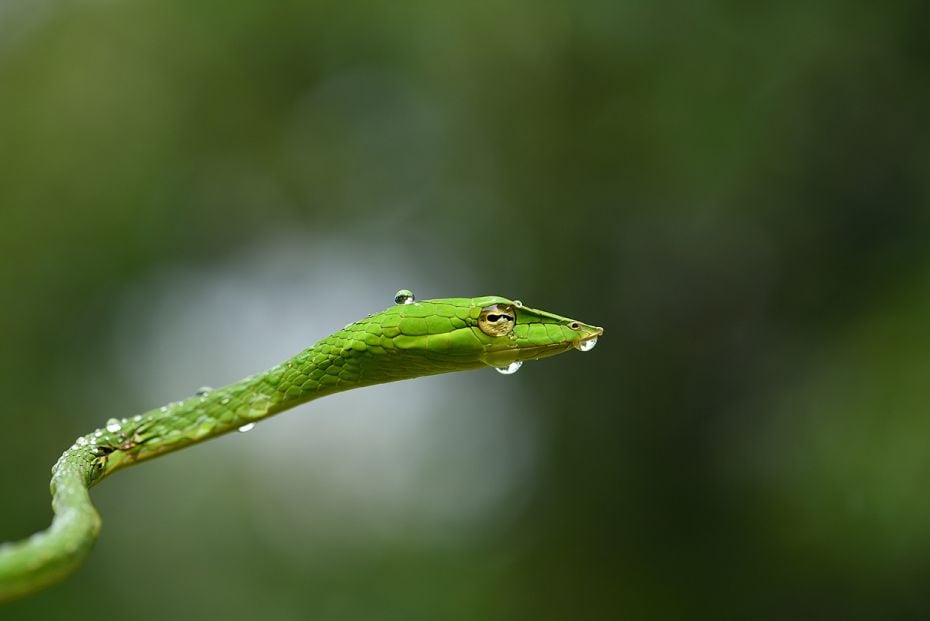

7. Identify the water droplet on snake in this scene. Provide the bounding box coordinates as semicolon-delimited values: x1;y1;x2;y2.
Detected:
238;422;256;433
495;361;523;375
106;418;122;433
514;300;523;307
394;289;415;305
577;337;598;352
195;386;213;396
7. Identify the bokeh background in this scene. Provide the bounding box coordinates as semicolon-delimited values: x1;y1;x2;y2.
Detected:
2;1;929;619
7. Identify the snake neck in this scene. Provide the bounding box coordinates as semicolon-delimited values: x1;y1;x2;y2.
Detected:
68;321;485;484
79;335;357;481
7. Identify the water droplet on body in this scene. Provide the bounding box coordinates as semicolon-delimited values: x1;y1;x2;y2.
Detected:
495;361;523;375
394;289;415;305
577;337;598;352
238;423;256;433
106;418;122;432
195;386;213;396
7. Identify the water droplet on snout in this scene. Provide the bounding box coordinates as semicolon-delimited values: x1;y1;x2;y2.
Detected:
495;361;523;375
195;386;213;396
105;418;122;433
238;423;256;433
394;289;415;305
577;337;598;352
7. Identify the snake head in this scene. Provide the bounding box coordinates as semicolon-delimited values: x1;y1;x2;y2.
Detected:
468;296;603;369
370;295;602;376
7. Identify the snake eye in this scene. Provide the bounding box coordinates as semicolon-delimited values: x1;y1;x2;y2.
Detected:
478;304;516;337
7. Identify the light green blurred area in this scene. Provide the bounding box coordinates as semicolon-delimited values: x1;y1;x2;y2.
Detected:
2;0;929;618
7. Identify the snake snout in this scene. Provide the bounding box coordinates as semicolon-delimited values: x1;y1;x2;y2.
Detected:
572;325;603;352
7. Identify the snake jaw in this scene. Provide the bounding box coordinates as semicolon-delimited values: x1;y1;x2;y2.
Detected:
479;341;573;368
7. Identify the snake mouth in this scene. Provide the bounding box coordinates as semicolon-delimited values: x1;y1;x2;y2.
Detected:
481;325;603;365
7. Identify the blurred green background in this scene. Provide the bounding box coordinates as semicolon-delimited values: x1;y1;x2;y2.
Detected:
2;1;929;619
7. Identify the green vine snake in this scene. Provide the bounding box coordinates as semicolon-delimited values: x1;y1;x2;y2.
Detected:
0;291;602;603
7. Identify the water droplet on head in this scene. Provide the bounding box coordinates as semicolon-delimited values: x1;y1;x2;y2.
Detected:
514;300;523;307
195;386;213;396
495;361;523;375
394;289;415;305
106;418;122;433
159;406;168;413
76;436;88;446
238;422;256;433
577;337;598;352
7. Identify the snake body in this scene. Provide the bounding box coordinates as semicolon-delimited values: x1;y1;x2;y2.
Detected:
0;293;602;602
